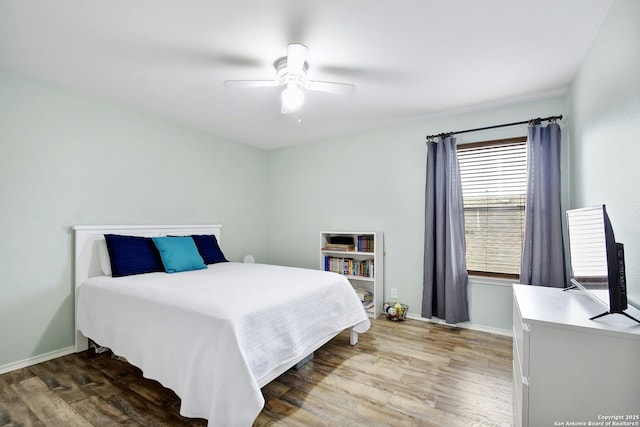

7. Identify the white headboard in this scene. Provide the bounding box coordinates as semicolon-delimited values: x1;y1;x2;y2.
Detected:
73;224;222;351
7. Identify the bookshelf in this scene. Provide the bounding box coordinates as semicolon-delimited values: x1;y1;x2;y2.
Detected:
320;231;383;318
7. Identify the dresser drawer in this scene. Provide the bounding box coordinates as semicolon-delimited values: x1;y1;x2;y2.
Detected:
513;359;529;427
512;293;530;377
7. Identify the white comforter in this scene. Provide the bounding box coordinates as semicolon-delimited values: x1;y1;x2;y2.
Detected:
76;262;370;426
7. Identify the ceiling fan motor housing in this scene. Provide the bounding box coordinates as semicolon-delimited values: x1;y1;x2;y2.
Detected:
275;57;308;86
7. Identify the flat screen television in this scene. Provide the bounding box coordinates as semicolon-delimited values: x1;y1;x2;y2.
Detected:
566;205;639;324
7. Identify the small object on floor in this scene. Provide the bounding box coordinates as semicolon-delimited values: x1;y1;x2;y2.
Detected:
384;302;408;321
88;339;110;357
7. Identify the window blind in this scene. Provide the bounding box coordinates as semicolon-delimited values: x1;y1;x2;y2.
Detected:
457;137;527;277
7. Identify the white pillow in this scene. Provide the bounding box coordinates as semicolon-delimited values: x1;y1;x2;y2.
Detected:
97;239;112;276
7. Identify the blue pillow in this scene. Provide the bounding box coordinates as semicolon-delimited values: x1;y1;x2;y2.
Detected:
191;234;228;264
152;236;207;273
104;234;164;277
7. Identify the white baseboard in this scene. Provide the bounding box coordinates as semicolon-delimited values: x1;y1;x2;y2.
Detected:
405;313;512;337
0;346;76;375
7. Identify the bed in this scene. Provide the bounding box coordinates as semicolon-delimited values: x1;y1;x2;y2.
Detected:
73;225;370;426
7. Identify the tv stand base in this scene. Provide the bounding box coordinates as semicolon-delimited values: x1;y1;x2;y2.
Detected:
589;310;640;324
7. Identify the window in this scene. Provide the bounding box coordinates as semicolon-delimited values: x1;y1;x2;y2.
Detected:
457;137;527;278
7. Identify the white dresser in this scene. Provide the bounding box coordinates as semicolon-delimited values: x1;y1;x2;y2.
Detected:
512;284;640;427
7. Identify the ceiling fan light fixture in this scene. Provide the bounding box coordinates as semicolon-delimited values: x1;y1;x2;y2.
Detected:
224;43;355;114
281;81;304;113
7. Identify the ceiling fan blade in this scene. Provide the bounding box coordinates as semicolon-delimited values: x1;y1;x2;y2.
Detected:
223;80;281;88
287;43;308;75
306;80;356;95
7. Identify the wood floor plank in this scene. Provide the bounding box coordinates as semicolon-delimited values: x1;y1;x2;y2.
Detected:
102;391;205;427
276;369;424;427
0;318;513;426
0;375;44;427
62;353;135;400
30;359;91;404
261;379;292;401
10;376;92;427
1;367;36;386
69;395;130;426
261;397;330;427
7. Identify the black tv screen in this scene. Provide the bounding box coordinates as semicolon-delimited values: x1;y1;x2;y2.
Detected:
566;205;638;323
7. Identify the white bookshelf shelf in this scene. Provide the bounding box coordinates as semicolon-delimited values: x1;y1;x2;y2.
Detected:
344;275;375;282
322;250;375;256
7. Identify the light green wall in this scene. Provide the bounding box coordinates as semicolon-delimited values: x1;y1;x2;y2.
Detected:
0;69;268;367
266;96;566;333
567;0;640;307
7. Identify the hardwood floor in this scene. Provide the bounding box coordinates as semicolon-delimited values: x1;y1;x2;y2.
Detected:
0;318;513;426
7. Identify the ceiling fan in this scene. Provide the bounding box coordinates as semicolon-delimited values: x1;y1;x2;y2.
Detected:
224;43;355;114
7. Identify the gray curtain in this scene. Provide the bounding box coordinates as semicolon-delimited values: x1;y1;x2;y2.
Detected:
422;136;469;324
520;122;566;287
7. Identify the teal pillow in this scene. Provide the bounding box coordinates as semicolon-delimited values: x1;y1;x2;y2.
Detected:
152;236;207;273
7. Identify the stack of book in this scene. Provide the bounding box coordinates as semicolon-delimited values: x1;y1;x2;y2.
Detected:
356;235;374;252
322;242;355;251
324;235;355;251
324;256;374;278
355;287;374;309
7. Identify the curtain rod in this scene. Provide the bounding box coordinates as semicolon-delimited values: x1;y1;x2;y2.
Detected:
425;114;563;140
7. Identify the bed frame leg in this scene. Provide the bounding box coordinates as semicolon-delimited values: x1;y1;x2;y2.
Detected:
294;353;314;369
349;328;358;345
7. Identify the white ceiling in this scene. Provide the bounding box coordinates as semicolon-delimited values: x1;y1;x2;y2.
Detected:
0;0;613;149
